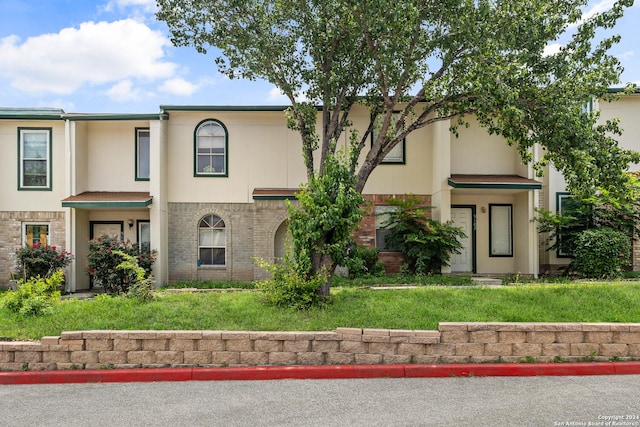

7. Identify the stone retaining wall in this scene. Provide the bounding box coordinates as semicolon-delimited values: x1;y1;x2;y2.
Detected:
2;323;640;371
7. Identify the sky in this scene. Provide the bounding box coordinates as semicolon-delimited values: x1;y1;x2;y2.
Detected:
0;0;639;114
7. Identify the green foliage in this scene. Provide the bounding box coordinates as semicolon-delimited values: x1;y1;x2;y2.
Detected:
286;148;365;295
341;243;384;279
254;258;329;310
1;269;63;316
112;251;156;301
537;185;640;259
573;228;631;279
87;236;157;294
13;243;74;281
381;196;465;274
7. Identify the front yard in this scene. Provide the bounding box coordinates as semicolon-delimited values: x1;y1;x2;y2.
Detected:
1;281;640;341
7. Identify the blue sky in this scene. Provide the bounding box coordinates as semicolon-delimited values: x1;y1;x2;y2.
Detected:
0;0;638;113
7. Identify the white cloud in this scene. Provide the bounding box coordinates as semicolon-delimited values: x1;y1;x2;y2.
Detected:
107;80;141;101
159;78;198;96
0;19;176;95
268;87;290;103
582;0;617;22
543;43;563;57
102;0;157;13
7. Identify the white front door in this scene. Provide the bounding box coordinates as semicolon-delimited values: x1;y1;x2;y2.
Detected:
91;222;123;240
450;207;474;272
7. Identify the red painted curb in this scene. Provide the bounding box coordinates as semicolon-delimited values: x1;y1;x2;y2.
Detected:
2;362;640;385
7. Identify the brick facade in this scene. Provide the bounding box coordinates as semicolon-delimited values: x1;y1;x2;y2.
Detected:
353;194;431;273
2;323;639;371
0;211;66;285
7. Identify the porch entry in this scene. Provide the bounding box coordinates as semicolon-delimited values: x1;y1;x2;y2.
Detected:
450;206;475;273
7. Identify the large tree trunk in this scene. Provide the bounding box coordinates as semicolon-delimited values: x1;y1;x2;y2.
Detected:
310;250;336;297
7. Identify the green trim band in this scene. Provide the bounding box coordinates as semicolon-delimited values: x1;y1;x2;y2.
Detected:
448;179;541;190
62;199;153;208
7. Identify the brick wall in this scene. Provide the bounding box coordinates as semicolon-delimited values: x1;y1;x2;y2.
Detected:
0;211;66;287
353;194;431;273
2;323;638;371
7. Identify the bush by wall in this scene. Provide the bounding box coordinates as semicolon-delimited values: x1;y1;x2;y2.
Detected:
87;237;157;294
573;227;631;279
13;244;74;281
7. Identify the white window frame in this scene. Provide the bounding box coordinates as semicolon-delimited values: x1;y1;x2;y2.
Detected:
198;215;226;266
18;128;52;190
22;223;50;247
489;204;513;257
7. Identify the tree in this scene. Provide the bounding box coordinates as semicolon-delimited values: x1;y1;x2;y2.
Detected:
157;0;639;296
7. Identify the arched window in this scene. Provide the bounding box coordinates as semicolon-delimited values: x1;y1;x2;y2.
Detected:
195;120;227;176
198;215;226;266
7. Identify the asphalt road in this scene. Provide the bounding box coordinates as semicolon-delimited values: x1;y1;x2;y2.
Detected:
2;375;639;426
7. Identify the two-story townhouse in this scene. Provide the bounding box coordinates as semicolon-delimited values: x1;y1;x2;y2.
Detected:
0;108;67;286
3;100;592;292
539;91;640;274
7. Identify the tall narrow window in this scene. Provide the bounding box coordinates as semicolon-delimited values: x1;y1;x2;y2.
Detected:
195;120;227;176
19;128;52;190
371;113;406;164
23;223;49;247
198;215;226;266
489;204;513;257
136;128;150;180
375;205;400;251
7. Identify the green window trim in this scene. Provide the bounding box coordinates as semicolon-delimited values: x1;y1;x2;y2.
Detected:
198;214;226;267
194;118;229;177
18;127;53;191
135;127;150;181
489;204;513;257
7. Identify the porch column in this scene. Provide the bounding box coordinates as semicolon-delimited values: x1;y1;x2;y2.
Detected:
149;118;169;286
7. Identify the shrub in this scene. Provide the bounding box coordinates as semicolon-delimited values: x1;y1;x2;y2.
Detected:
341;244;385;279
87;236;157;294
254;258;329;309
382;196;466;274
1;269;63;316
572;227;631;279
13;243;74;281
112;251;156;301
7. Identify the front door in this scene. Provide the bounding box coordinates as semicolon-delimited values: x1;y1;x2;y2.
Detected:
90;221;123;240
450;207;474;273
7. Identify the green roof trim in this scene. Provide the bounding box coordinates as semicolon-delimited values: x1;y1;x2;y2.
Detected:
65;113;168;121
0;108;65;120
252;194;299;200
62;199;153;208
448;178;541;190
161;105;292;112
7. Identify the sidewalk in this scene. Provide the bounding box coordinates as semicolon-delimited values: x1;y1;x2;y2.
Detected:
3;361;640;385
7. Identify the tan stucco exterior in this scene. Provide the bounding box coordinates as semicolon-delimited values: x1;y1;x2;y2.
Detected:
7;94;637;290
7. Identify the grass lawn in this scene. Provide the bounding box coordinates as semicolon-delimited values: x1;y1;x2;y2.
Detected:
1;281;640;340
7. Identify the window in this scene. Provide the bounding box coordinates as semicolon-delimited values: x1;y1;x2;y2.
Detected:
136;128;150;181
556;192;580;257
489;204;513;257
19;128;52;190
137;220;151;252
198;215;226;266
195;119;227;176
371;113;405;164
23;223;49;247
375;205;400;251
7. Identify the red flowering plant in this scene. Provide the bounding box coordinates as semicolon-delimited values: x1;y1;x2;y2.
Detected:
87;236;157;294
14;243;74;281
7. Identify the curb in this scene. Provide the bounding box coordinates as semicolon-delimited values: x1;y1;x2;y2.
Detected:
2;362;640;385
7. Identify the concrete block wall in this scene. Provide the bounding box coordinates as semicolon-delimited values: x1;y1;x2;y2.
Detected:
2;323;640;371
